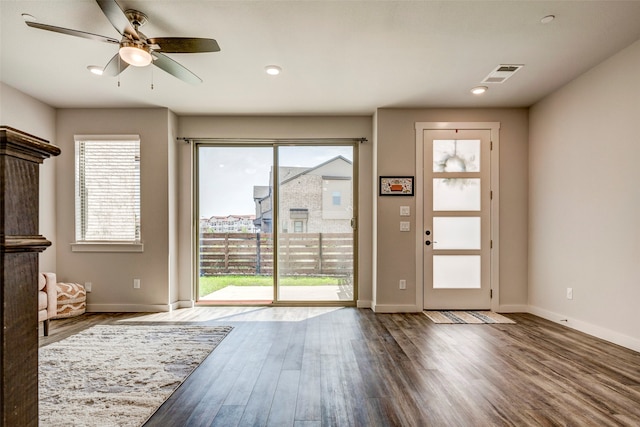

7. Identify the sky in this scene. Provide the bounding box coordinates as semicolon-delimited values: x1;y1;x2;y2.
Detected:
198;145;353;218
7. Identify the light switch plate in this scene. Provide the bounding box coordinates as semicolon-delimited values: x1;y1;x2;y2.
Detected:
400;206;410;216
400;221;410;231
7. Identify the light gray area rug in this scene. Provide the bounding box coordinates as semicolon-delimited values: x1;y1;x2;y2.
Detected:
39;324;232;427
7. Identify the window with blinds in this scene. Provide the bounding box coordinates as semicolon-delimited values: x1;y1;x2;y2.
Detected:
75;136;141;243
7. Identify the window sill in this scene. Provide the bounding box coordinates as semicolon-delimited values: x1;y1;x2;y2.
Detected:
71;242;144;253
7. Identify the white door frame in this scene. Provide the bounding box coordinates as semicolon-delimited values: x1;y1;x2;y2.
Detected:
415;122;500;312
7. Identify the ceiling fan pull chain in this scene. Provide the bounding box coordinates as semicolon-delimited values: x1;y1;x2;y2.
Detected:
151;65;154;90
117;55;121;87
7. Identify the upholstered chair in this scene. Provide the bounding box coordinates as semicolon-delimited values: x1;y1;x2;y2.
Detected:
38;272;58;336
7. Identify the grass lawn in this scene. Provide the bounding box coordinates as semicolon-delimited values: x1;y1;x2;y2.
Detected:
199;275;343;296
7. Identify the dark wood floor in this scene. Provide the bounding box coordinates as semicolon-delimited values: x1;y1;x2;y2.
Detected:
40;308;640;426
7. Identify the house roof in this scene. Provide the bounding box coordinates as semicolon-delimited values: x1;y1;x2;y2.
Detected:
280;155;352;185
253;186;270;200
278;167;310;182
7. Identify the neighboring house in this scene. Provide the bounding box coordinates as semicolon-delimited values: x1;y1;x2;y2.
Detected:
254;156;353;233
200;215;257;233
252;185;272;233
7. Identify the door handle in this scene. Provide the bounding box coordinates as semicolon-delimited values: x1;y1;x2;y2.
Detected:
425;241;431;246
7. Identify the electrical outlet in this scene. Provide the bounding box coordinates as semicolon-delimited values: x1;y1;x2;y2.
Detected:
134;279;141;289
400;221;410;232
399;279;406;290
400;206;410;216
84;282;92;292
566;287;573;300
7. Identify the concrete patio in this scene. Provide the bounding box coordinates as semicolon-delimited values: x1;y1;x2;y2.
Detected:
200;285;353;302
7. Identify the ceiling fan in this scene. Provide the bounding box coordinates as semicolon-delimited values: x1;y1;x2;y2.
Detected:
24;0;220;84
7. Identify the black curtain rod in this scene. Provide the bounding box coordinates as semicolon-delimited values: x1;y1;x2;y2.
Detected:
177;137;368;144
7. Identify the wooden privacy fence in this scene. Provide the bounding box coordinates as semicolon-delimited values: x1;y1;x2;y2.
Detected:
199;232;353;276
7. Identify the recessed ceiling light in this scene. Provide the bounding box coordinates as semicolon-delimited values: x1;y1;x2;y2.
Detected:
470;86;488;95
541;15;555;24
87;65;104;76
265;65;282;76
21;13;36;22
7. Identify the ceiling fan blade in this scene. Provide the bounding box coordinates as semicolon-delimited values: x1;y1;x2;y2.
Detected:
151;52;202;84
102;53;129;76
146;37;220;53
95;0;139;40
25;21;119;44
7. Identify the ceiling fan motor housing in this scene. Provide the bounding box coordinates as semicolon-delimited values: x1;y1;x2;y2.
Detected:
125;9;148;28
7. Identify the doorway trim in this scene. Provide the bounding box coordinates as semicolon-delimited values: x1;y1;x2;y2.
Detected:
415;122;500;312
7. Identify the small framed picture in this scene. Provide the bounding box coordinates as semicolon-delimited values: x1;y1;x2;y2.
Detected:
379;176;414;196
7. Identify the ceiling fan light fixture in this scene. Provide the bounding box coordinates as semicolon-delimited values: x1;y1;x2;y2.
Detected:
119;43;152;67
470;86;488;95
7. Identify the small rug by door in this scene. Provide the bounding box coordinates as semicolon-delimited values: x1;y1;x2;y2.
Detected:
424;310;515;324
39;324;232;427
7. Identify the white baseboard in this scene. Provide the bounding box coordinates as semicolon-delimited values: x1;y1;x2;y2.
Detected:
497;304;529;313
528;305;640;353
356;299;372;309
171;300;195;310
86;304;171;313
372;303;421;313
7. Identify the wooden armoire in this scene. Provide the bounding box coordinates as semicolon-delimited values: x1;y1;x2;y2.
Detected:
0;126;60;426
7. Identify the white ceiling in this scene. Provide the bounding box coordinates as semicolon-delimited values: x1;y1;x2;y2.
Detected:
2;1;640;115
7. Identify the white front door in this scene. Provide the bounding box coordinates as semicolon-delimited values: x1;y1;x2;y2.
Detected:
422;129;492;309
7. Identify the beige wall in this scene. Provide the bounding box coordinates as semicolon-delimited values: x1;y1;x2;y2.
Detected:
178;116;374;305
55;108;174;311
0;82;58;272
168;110;180;306
374;108;529;312
529;39;640;350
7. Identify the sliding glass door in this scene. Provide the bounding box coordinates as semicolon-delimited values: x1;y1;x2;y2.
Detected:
276;145;355;302
196;142;356;304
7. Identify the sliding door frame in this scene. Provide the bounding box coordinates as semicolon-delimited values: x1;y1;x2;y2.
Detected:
192;139;360;307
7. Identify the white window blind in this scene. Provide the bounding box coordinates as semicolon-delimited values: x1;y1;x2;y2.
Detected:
75;136;141;243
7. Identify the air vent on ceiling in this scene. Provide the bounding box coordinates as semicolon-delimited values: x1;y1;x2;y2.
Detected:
481;64;524;84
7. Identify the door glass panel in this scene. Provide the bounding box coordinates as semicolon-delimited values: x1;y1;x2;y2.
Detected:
433;139;480;172
433;178;480;211
433;255;481;289
197;146;274;302
277;145;354;302
433;217;480;249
